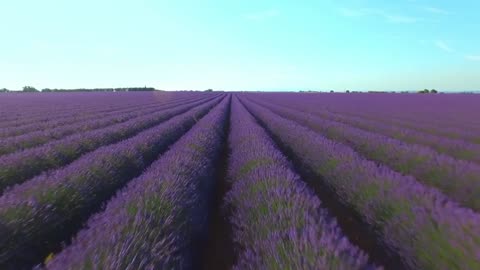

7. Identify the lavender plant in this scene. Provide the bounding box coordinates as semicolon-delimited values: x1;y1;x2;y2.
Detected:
0;94;211;138
226;98;378;269
0;96;221;193
241;98;480;270
254;97;480;163
0;96;213;155
45;96;229;270
0;97;223;268
248;98;480;211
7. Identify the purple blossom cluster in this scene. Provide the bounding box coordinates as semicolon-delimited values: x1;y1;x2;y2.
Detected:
226;98;377;269
0;97;224;268
365;112;480;144
0;96;220;193
0;96;212;155
0;100;152;137
0;94;208;139
255;97;480;163
241;97;480;270
248;98;480;211
45;96;230;269
0;91;478;269
252;92;480;144
336;108;480;145
0;92;208;125
0;92;164;128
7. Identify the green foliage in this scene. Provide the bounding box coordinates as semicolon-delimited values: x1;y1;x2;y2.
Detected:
418;89;439;94
22;86;39;92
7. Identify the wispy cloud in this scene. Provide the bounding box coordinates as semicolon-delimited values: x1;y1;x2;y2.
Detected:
423;7;449;15
432;42;480;62
466;55;480;61
338;8;421;23
244;9;280;21
435;40;454;53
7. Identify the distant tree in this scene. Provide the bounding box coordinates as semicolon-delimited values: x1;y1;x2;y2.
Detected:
23;86;39;92
0;88;8;92
346;90;350;93
418;89;429;94
417;89;438;94
205;89;213;92
330;90;334;93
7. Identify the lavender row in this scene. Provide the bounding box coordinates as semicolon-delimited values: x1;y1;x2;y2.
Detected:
264;92;480;134
248;98;480;211
45;97;229;269
0;96;221;194
241;98;480;270
0;98;170;141
226;98;375;269
0;94;210;138
0;92;214;129
333;102;480;134
0;100;118;127
0;97;223;268
0;96;211;155
337;109;480;145
258;98;480;163
324;109;480;163
0;93;155;128
250;93;480;144
0;91;200;126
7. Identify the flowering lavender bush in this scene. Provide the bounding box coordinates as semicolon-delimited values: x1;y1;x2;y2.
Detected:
0;97;220;193
249;92;480;144
0;91;477;269
45;96;229;269
0;93;211;139
248;98;480;211
0;92;209;128
0;97;223;268
226;98;377;269
241;98;480;270
0;92;153;128
0;96;212;155
254;97;480;163
0;99;147;136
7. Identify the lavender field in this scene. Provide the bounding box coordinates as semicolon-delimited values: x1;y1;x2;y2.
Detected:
0;91;479;270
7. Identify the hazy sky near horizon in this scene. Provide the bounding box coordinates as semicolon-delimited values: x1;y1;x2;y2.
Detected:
1;0;479;91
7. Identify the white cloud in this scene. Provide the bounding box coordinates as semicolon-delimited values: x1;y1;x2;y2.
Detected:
435;40;454;53
244;9;280;21
423;7;449;15
338;8;420;24
466;55;480;61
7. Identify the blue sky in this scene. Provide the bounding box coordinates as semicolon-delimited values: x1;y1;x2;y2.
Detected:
0;0;479;91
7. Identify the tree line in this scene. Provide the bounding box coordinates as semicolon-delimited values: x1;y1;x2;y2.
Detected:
0;86;157;93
